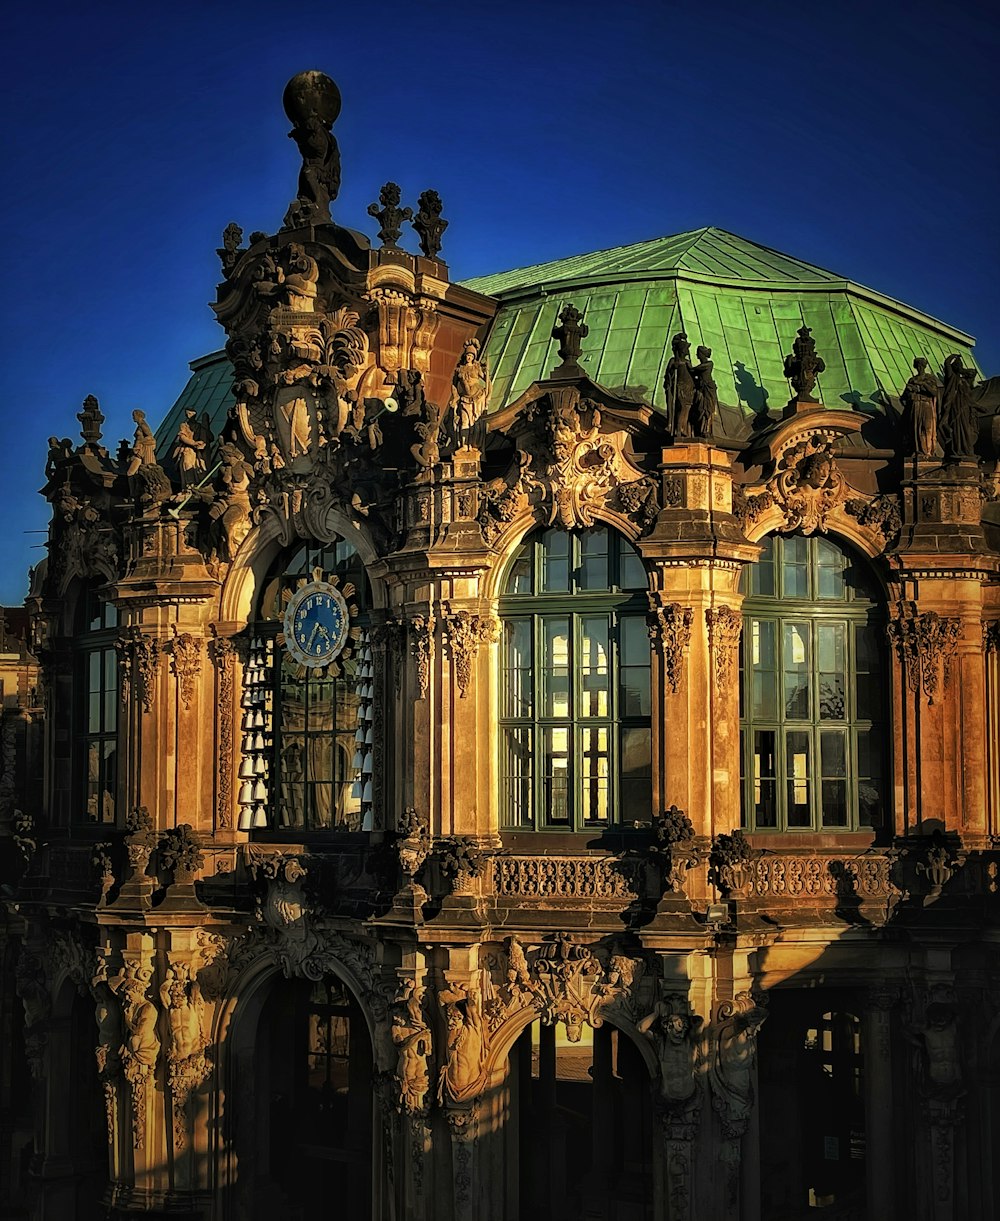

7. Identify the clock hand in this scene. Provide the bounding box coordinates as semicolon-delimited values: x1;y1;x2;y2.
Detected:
305;622;320;649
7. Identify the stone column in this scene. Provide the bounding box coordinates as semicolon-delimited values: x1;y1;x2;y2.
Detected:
863;988;898;1221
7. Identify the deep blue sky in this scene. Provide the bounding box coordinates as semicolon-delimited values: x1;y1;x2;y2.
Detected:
2;0;998;603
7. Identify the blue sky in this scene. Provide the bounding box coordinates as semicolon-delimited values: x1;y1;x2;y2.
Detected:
2;0;998;602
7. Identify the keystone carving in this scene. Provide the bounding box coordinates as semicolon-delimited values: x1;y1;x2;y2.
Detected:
705;605;742;689
769;436;845;534
647;601;694;693
886;604;961;704
527;387;615;529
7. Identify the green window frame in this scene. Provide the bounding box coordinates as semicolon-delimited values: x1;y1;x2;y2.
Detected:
251;540;372;832
740;534;886;832
499;527;650;832
77;591;118;825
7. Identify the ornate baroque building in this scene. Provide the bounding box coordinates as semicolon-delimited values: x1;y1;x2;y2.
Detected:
6;71;1000;1220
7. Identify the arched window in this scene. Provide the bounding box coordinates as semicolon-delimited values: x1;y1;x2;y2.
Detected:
76;589;118;825
499;527;649;832
242;539;372;832
740;534;886;832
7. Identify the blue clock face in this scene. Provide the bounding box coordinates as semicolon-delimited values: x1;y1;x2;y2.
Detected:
283;581;350;667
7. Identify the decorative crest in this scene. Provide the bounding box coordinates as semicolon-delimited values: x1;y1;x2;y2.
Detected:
367;182;412;249
783;325;825;403
411;189;448;258
551;303;588;375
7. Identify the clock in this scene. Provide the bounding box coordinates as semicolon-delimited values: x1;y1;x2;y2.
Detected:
283;580;350;668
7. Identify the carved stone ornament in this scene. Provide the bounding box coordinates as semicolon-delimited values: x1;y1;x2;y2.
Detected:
783;326;825;402
638;990;704;1116
282;70;342;229
705;605;742;689
708;829;759;898
159;961;210;1149
110;958;160;1148
408;615;435;699
167;626;202;711
616;476;660;534
523;386;618;529
367;181;412;249
15;948;51;1080
732;485;775;534
845;493;902;545
411;189;448;259
886;603;962;704
90;956;123;1144
209;637;237;828
443;609;499;697
769;436;845;534
649;806;701;895
130;632;160;714
493;854;642;901
438;975;492;1106
391;979;432;1115
709;991;768;1139
647;601;694;693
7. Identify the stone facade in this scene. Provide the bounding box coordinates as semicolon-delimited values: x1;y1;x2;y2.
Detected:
4;72;1000;1221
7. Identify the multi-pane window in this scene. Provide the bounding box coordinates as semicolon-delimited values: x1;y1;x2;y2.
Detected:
78;592;118;824
740;535;886;832
255;540;371;831
499;527;650;831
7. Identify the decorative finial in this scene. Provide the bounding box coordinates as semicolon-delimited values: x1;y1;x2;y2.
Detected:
783;325;825;403
412;190;448;259
367;182;412;249
281;70;342;229
217;223;245;277
551;303;588;376
77;395;105;447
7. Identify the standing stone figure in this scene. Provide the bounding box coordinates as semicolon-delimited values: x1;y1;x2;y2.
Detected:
783;325;825;402
126;410;158;477
437;980;490;1105
282;71;342;227
691;345;719;438
900;356;939;457
939;353;978;459
638;994;703;1107
449;339;491;450
664;332;696;437
172;408;209;489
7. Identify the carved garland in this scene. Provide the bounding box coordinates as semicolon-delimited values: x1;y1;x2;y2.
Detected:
443;610;500;698
706;606;742;689
886;605;962;704
133;634;160;714
647;602;694;693
209;638;237;829
409;615;435;699
167;627;203;711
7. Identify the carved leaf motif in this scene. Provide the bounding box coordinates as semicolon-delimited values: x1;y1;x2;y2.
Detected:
167;627;203;711
886;604;961;704
706;606;742;688
647;602;694;693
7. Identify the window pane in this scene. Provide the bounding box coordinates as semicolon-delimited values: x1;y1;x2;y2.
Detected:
752;730;777;827
86;742;100;821
501;726;533;827
542;726;571;826
854;623;880;722
619;616;651;717
580;726;610;823
580;529;609;591
579;617;609;717
816;537;847;599
503;620;533;718
88;692;102;733
506;545;533;595
782;622;811;719
750;535;775;596
618;542;646;590
820;731;847;826
620;726;651;823
785;730;811;826
857;736;883;827
540;530;570;592
817;623;846;720
781;535;809;598
89;652;101;693
750;619;777;720
100;740;117;823
541;618;571;717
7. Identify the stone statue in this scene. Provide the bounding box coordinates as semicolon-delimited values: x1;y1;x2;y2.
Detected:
664;332;695;437
638;994;703;1107
412;189;448;259
709;993;766;1131
367;182;412;249
908;1000;963;1099
391;980;432;1114
282;71;342;227
552;303;589;371
45;436;73;481
208;443;252;560
158;963;206;1063
783;325;825;402
116;962;160;1071
125;410;158;477
939;353;978;459
172;408;208;490
437;978;490;1105
691;345;718;438
449;339;492;450
901;356;939;457
282;243;320;312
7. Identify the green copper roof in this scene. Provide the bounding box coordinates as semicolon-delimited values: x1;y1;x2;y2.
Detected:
461;228;979;418
155;352;235;459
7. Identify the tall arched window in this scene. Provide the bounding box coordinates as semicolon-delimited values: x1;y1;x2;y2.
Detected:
740;534;886;832
245;539;372;832
76;589;118;825
499;527;650;832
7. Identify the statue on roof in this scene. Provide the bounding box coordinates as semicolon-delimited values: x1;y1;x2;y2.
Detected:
367;182;412;249
783;326;825;402
449;339;491;450
664;332;695;438
172;408;210;490
692;345;718;438
412;190;448;259
552;304;588;374
282;71;342;229
939;354;980;459
900;357;939;458
125;410;158;477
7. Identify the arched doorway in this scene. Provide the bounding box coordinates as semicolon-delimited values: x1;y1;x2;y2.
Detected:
508;1019;652;1221
253;973;373;1219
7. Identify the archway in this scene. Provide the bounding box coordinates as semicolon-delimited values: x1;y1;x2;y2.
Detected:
507;1018;652;1221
